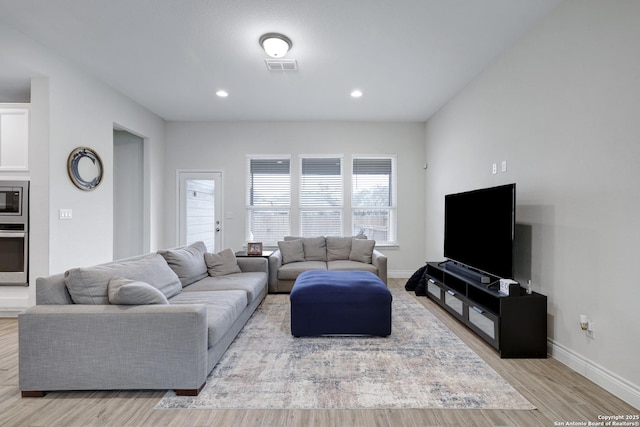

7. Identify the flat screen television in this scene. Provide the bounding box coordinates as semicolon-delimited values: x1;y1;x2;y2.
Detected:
444;183;515;279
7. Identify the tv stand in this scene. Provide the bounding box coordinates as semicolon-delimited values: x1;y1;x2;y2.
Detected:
423;261;547;358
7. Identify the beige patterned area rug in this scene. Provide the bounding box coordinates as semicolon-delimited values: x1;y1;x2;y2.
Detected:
156;288;535;410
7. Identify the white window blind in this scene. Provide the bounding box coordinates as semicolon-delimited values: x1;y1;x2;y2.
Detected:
352;156;396;244
300;157;343;237
247;158;291;244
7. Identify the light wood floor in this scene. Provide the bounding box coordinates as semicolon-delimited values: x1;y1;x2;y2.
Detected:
0;279;636;426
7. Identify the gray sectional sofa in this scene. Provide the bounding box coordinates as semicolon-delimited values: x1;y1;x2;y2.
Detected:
18;242;267;397
268;236;387;293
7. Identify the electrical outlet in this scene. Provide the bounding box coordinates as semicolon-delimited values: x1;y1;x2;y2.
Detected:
492;163;497;174
586;321;595;339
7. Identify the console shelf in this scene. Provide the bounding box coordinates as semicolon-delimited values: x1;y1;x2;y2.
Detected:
424;261;547;358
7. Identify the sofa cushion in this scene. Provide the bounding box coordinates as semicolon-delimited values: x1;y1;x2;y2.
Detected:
326;236;354;261
278;261;327;281
302;236;327;261
349;238;376;264
65;254;182;304
182;272;267;305
107;277;169;305
284;236;327;261
205;248;242;277
158;241;208;286
278;239;305;264
327;260;379;274
169;290;247;348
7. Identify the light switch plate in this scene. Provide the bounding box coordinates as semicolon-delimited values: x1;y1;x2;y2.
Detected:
59;208;73;220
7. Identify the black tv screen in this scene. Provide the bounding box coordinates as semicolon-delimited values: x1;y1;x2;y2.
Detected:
444;183;515;279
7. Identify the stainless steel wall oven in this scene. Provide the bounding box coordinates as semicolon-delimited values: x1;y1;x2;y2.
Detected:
0;180;29;285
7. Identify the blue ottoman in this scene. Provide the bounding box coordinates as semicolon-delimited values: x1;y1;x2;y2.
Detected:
290;270;392;337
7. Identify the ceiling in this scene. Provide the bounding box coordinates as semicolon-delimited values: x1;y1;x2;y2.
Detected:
0;0;561;122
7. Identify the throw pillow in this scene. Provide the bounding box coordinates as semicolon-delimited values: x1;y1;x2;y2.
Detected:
277;239;305;264
107;277;169;305
158;241;208;287
204;248;242;277
326;236;353;261
349;238;376;263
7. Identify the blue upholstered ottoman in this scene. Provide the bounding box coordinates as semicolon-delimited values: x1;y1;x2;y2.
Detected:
290;270;392;337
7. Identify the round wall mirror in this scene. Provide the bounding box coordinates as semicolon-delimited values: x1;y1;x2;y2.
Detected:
67;147;103;191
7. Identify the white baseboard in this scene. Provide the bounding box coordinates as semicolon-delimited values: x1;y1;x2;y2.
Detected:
548;338;640;410
388;270;413;279
0;309;22;318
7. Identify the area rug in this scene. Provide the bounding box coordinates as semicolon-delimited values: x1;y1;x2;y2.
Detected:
156;288;535;410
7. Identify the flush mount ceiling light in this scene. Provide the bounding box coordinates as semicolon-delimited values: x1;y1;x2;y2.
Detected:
216;90;229;98
259;33;292;58
351;89;363;98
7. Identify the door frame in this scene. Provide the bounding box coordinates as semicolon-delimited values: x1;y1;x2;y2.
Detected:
176;170;223;250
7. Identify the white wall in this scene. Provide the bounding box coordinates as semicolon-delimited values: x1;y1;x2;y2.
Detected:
165;121;426;275
0;23;166;313
425;0;640;407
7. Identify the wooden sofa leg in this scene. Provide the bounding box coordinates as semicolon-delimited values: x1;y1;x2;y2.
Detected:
175;382;205;396
22;391;46;398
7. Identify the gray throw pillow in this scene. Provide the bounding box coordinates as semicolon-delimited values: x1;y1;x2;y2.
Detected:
108;277;169;305
326;236;353;261
278;239;305;264
349;238;376;264
204;248;242;277
158;241;208;286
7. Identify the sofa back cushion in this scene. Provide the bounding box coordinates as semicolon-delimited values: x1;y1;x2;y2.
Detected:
301;236;327;261
349;238;376;264
65;253;182;304
278;239;305;264
158;241;208;286
284;236;327;261
326;236;353;261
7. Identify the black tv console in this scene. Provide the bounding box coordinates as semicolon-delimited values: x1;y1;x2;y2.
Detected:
424;261;547;358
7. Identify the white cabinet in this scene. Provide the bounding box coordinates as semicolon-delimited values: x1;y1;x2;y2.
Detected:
0;107;29;171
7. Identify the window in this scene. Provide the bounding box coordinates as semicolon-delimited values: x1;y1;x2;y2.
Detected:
247;154;397;246
247;157;290;244
299;157;343;237
352;156;396;244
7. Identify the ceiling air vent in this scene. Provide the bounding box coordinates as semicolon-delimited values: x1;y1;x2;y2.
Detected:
265;59;298;71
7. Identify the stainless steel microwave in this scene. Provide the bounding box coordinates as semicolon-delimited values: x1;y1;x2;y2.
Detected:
0;186;22;214
0;181;29;225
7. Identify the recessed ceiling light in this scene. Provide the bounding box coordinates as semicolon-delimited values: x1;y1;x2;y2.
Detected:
351;89;363;98
216;90;229;98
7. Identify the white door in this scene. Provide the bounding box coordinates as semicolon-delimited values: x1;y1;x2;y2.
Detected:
178;171;222;252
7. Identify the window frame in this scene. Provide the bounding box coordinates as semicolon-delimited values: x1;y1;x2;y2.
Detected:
298;155;344;237
246;153;397;247
246;155;292;245
351;154;397;245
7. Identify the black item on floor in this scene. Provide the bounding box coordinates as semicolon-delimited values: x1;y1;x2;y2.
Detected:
405;264;427;294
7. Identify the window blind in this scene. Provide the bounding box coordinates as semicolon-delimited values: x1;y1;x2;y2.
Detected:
352;157;396;244
300;157;343;236
247;158;291;243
